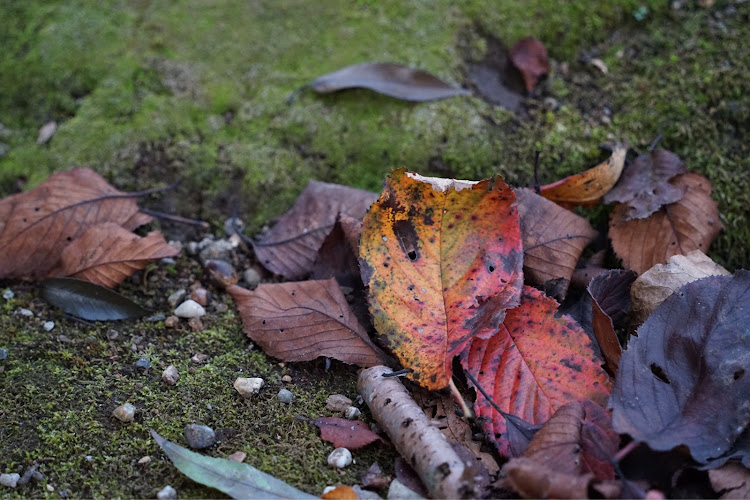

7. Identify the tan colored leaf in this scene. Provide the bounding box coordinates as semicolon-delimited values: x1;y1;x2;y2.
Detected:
54;223;178;288
502;458;620;499
227;279;387;367
709;463;750;499
609;173;723;274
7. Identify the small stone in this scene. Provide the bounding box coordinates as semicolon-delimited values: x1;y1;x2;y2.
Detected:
188;317;204;332
191;352;209;363
156;485;177;500
18;308;33;317
278;389;294;404
37;121;57;144
281;375;292;383
344;406;361;420
234;377;264;397
112;403;136;422
164;316;179;328
353;485;384;500
186;241;200;255
327;448;352;468
162;365;179;385
46;484;54;492
137;456;151;465
184;424;216;449
242;268;262;289
0;349;7;361
223;216;245;236
167;289;187;308
190;288;209;306
174;299;205;318
146;313;165;322
227;451;246;463
135;357;151;371
199;239;234;263
387;479;424;499
205;260;238;288
107;329;119;340
161;257;176;266
543;97;559;111
2;289;13;300
326;394;353;413
0;473;20;488
57;335;71;343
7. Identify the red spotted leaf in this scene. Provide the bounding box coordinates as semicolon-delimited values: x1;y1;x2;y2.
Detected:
360;169;523;390
312;417;384;450
461;286;612;456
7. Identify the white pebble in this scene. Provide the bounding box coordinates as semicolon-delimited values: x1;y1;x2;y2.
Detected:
18;308;33;317
327;448;352;468
112;403;136;422
157;485;177;500
0;473;20;488
234;377;264;397
344;406;361;420
174;300;205;318
43;321;55;331
162;365;179;385
326;394;353;413
2;289;13;300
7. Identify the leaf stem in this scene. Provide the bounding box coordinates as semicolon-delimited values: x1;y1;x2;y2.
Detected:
448;378;474;419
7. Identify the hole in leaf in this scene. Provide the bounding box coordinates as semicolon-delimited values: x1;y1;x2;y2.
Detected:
734;369;745;381
488;265;495;273
407;250;417;261
650;363;670;384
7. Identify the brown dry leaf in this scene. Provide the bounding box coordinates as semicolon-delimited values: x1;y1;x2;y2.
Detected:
540;145;627;207
226;279;387;367
310;215;363;289
571;250;608;289
629;250;730;326
516;188;597;299
0;168;152;280
609;173;723;274
312;417;384;450
252;181;376;280
709;463;750;499
509;37;550;92
54;223;178;288
502;458;621;499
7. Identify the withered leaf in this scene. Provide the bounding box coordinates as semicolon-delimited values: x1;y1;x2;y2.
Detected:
41;277;149;320
310;215;363;289
509;37;550;92
305;62;470;102
516;188;597;299
604;149;688;220
226;279;387;367
253;181;376;280
312;417;383;450
502;458;621;499
610;271;750;464
0;168;152;280
609;172;723;274
709;462;750;499
54;223;178;288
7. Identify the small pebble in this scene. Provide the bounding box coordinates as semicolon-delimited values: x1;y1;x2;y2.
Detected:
167;290;187;308
326;394;353;413
162;365;179;385
18;308;33;317
387;479;424;499
234;377;264;397
0;349;7;361
146;313;165;322
199;239;234;263
135;357;151;371
190;288;209;306
242;268;262;289
278;389;294;404
0;473;20;488
112;403;136;423
191;352;209;363
57;335;71;343
2;289;14;300
227;451;246;463
344;406;361;420
156;485;177;500
184;424;216;449
327;448;352;468
223;216;244;236
137;456;151;465
46;484;54;492
174;300;205;318
107;330;119;340
164;316;179;328
187;317;204;332
205;259;238;288
281;375;292;383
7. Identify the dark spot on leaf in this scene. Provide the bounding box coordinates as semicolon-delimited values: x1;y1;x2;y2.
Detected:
734;369;745;381
650;363;670;384
402;418;413;428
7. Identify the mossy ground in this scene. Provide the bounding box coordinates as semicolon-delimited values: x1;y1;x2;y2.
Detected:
1;0;749;497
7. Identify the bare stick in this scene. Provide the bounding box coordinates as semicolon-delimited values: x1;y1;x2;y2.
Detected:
140;209;209;228
358;366;479;499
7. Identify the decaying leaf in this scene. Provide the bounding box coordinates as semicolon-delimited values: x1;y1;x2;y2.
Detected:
0;168;151;281
502;458;621;499
610;271;750;464
588;269;637;375
629;250;730;326
54;223;178;288
41;277;149;321
610;173;723;274
252;181;376;280
461;286;612;456
509;36;550;92
540;145;627;207
709;462;750;499
312;417;384;450
304;62;470;102
310;215;363;289
604;149;688;220
151;430;317;499
516;188;597;299
360;169;523;390
227;279;387;367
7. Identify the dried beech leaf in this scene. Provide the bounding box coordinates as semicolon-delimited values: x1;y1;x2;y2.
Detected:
540;145;627;207
306;62;470;102
516;188;597;299
610;271;750;464
55;223;178;288
609;172;723;274
253;181;376;280
509;37;550;91
604;149;688;220
629;250;730;326
227;279;387;367
502;458;621;499
0;168;152;280
709;463;750;499
310;215;363;289
41;277;149;320
312;417;384;450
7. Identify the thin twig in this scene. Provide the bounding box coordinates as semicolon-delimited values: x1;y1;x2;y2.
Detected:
533;150;542;194
464;368;509;419
140;209;209;228
648;133;663;152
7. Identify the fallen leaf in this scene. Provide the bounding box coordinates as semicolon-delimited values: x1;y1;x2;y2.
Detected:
509;37;550;91
151;430;317;499
0;168;151;281
709;463;750;499
54;223;178;288
588;269;637;375
360;462;391;490
502;458;620;499
310;215;364;289
609;172;723;274
540;145;627;207
571;250;609;289
252;181;376;280
360;169;523;390
312;417;384;450
321;485;357;500
41;277;149;320
516;188;598;299
603;149;688;220
610;271;750;464
304;62;470;102
629;250;730;326
227;279;387;367
461;286;612;456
